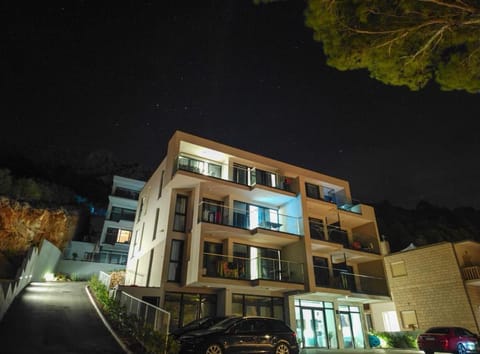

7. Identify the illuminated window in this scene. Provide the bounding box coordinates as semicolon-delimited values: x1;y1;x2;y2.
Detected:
105;227;131;244
391;261;407;277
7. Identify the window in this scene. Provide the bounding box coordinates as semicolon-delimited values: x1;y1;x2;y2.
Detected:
391;261;407;277
168;240;184;282
158;170;165;199
110;207;136;222
104;227;131;245
232;294;284;320
309;218;325;240
232;200;279;230
233;163;249;185
201;199;223;224
152;208;160;240
253;169;276;187
173;195;188;232
137;197;144;222
164;292;217;331
139;223;145;250
305;182;321;199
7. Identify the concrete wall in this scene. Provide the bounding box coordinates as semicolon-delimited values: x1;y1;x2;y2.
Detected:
0;239;61;321
55;259;125;281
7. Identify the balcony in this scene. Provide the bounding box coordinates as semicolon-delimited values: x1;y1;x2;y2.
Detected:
314;265;389;296
175;155;294;193
462;265;480;285
199;201;303;237
202;253;304;284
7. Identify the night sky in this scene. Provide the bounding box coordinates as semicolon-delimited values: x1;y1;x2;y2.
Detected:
3;1;480;210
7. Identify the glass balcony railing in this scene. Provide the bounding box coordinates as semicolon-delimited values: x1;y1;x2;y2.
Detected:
202;253;304;284
174;155;294;192
74;251;128;265
199;201;303;236
314;265;389;296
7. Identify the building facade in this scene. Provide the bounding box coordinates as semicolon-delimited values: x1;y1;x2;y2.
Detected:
123;131;391;349
96;175;145;264
384;241;480;334
58;175;145;279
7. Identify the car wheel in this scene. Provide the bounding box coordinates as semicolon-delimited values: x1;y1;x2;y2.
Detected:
205;343;223;354
457;344;467;354
275;342;291;354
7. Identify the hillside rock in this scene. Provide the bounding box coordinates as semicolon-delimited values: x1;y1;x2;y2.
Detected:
0;197;78;258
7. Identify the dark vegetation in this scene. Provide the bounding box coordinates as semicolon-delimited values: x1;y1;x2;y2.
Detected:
88;276;179;354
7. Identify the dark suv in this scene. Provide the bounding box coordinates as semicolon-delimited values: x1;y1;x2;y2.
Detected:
178;316;299;354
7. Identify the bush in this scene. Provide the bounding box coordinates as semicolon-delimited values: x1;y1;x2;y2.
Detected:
371;331;419;349
88;276;179;354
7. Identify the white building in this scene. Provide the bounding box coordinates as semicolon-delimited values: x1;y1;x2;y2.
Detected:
122;131;392;349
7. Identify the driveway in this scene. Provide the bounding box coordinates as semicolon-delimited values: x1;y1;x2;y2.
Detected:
301;348;424;354
0;281;126;353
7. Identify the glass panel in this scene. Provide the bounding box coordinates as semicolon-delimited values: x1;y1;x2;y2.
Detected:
305;183;321;199
302;309;315;347
351;312;365;348
340;313;354;348
325;309;338;348
233;163;248;184
164;293;182;330
233;201;248;228
208;163;221;177
232;294;244;316
314;309;328;348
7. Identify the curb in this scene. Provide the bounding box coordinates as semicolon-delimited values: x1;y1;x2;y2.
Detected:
85;285;133;354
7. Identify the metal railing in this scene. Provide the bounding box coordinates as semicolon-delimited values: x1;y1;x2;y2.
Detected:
202;253;304;283
98;271;112;288
83;251;128;265
175;155;294;192
115;290;171;335
462;265;480;281
199;201;303;236
313;265;389;296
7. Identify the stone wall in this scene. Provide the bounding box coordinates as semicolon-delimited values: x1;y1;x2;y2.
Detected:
384;242;478;332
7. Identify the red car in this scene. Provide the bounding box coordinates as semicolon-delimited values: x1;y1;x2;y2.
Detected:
417;327;480;354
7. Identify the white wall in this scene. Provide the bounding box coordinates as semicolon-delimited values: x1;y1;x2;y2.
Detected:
370;301;400;332
55;259;125;281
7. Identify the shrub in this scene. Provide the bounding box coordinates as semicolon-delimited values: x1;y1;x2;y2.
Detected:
88;276;178;354
372;331;419;349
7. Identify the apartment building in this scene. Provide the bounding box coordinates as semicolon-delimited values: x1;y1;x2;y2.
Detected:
384;241;480;333
123;131;391;349
95;175;145;264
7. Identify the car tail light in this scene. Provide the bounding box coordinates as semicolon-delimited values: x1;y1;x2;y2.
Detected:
440;339;448;350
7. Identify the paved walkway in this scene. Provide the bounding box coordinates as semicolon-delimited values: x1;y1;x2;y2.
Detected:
0;281;126;354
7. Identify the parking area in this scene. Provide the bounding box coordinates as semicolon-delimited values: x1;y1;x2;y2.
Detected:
301;348;423;354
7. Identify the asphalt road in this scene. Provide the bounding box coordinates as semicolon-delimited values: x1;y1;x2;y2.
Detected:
0;281;126;354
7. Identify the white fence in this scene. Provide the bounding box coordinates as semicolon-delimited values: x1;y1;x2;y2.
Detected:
98;271;170;336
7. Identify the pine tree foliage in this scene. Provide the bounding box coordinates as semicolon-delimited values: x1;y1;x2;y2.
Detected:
305;0;480;92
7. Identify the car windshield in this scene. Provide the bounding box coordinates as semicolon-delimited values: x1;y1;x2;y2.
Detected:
209;316;241;330
182;317;211;330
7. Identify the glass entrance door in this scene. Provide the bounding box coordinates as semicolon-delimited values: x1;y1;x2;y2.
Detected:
339;305;365;349
300;308;330;348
